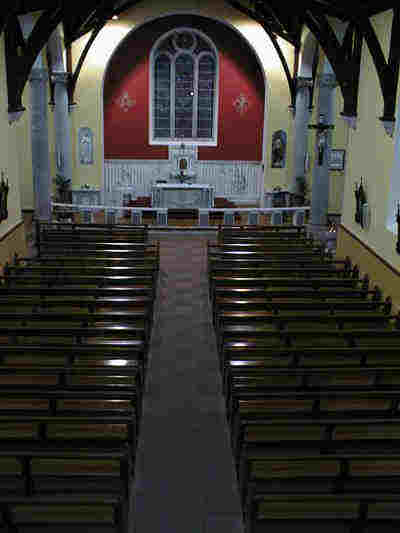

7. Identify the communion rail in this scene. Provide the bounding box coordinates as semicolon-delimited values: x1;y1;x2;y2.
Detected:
51;203;310;227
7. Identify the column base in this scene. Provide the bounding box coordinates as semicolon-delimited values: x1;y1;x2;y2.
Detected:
306;223;337;252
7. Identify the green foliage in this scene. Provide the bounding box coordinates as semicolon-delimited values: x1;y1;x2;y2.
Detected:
296;176;308;195
53;174;71;191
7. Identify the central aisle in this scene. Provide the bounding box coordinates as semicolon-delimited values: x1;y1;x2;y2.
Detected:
132;233;244;533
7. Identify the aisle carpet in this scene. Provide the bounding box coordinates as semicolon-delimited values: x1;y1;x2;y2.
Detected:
131;233;244;533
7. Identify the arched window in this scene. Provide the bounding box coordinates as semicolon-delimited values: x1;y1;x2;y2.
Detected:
150;28;218;146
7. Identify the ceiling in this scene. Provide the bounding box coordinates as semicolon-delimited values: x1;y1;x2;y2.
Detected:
1;1;396;45
1;1;398;122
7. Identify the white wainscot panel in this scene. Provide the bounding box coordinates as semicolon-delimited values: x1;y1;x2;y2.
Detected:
104;160;263;205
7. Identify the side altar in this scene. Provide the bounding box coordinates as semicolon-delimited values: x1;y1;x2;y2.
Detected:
152;183;214;209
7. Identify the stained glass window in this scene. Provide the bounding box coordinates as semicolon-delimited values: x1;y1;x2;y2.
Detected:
154;55;171;138
151;29;217;144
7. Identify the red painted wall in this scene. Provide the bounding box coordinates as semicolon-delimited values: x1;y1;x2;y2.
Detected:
104;15;264;161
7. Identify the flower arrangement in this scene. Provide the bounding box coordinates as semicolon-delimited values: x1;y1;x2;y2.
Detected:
169;171;196;184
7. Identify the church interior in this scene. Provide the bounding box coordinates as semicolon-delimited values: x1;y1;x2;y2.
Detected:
0;1;400;532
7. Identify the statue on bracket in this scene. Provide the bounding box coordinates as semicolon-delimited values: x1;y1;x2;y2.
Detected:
0;171;9;222
354;178;367;228
271;130;287;168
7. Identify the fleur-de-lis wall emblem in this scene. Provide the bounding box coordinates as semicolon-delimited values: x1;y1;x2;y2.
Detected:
233;93;249;116
117;91;135;112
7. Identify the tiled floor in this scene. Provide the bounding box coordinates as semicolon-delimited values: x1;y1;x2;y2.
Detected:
131;233;244;533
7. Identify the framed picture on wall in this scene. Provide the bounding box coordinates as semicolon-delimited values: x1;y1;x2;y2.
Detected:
329;149;346;171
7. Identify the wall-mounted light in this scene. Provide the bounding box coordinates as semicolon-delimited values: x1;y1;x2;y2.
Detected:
112;15;119;20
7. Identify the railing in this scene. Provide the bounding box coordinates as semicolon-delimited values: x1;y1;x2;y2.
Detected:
51;202;310;227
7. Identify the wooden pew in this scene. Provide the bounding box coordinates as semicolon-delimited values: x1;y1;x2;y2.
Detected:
38;248;158;259
218;225;307;239
212;283;374;305
219;327;400;369
0;362;142;396
230;388;400;459
208;248;326;261
2;273;157;288
245;492;400;533
225;364;400;417
215;225;400;533
0;387;138;424
216;311;395;355
210;273;360;289
212;289;389;319
0;309;150;327
0;343;146;384
0;414;136;448
38;221;148;242
208;263;353;282
210;242;322;253
7;263;159;277
0;295;154;314
0;286;156;299
38;240;155;250
1;222;157;533
0;324;148;348
240;453;400;504
0;495;125;533
18;255;159;267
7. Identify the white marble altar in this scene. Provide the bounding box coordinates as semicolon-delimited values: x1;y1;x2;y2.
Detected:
104;159;262;205
152;184;214;208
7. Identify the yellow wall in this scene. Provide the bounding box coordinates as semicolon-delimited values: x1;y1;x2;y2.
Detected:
70;0;295;193
337;9;400;273
18;84;34;210
337;225;400;311
0;35;27;261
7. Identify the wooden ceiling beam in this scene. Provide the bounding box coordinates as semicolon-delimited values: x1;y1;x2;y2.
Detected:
4;5;64;114
303;9;362;118
227;0;300;46
355;6;400;125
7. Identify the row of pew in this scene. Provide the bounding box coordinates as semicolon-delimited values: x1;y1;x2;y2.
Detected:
208;225;400;533
0;222;158;532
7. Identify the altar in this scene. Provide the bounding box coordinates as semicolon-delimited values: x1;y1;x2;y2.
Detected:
152;184;214;208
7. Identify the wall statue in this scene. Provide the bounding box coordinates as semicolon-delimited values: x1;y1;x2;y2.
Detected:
78;127;94;165
271;130;287;168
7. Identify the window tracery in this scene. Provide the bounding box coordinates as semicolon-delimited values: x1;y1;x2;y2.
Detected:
150;28;218;145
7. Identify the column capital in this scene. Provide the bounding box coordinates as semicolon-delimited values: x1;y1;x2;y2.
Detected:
51;71;70;85
296;77;313;90
8;108;25;125
29;68;48;83
318;73;338;89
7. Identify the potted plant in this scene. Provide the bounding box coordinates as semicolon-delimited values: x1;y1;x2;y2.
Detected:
54;174;71;204
295;176;309;205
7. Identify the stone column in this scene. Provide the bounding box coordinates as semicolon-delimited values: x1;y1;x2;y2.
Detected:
310;73;337;229
52;71;73;191
291;77;313;193
30;67;52;221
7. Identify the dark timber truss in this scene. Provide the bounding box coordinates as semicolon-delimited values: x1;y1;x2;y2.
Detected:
0;1;399;124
